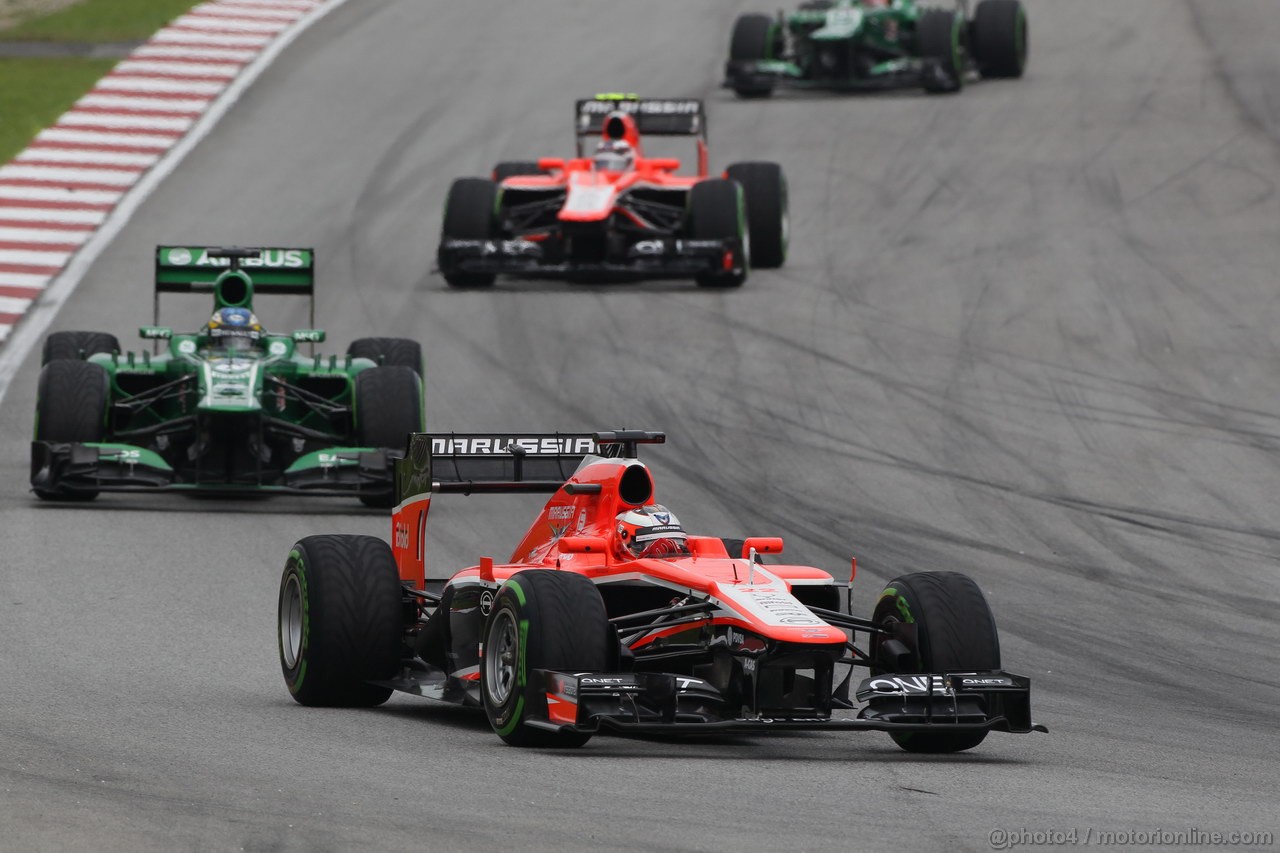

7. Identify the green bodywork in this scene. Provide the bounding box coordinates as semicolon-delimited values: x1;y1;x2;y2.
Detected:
726;0;957;92
31;247;419;499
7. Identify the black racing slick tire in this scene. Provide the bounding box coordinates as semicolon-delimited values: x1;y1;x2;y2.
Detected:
355;366;423;507
278;535;403;707
492;161;543;182
689;179;748;288
725;162;788;269
347;337;423;374
482;570;615;748
918;9;965;94
439;177;497;287
41;330;119;366
971;0;1027;79
32;359;108;501
871;572;1001;753
728;14;779;98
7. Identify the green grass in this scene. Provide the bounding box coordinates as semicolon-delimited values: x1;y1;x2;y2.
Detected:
0;0;200;163
0;56;116;163
5;0;198;43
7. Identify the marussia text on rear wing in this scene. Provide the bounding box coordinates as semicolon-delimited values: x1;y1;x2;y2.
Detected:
574;97;706;138
394;430;666;502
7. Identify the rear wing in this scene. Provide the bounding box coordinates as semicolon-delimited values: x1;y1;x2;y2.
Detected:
575;96;706;147
153;246;315;325
394;431;667;503
392;431;665;587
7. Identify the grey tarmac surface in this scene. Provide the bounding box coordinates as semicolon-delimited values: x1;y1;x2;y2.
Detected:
2;1;1280;850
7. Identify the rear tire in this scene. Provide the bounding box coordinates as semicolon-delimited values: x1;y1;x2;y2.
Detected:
42;331;119;366
355;366;423;507
971;0;1027;79
689;179;748;288
347;337;423;374
439;177;497;287
871;571;1001;753
492;161;543;182
918;9;965;94
725;162;788;269
482;570;615;747
278;535;403;707
32;359;108;501
728;14;779;98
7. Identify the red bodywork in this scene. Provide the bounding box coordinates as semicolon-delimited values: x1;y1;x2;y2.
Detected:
392;452;845;649
499;110;709;228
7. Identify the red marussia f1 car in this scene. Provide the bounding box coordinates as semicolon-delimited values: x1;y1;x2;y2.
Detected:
435;96;787;288
277;431;1045;751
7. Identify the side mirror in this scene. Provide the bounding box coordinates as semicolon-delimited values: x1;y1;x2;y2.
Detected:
742;537;784;559
292;329;325;343
560;536;608;554
139;326;172;340
537;157;566;172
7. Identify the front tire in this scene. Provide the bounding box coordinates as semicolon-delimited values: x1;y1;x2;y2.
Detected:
278;535;403;707
32;359;108;501
918;9;965;94
355;365;423;507
41;330;119;366
492;161;543;182
439;177;498;287
347;337;423;373
725;162;788;269
870;571;1001;753
728;13;779;98
971;0;1027;79
689;179;748;288
482;570;615;747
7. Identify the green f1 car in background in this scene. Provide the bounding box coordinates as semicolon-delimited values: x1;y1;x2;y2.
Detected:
724;0;1027;97
30;246;423;506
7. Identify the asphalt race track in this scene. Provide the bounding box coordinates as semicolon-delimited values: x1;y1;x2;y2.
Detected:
3;1;1280;850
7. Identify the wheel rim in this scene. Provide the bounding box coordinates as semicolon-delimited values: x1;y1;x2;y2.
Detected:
280;574;304;669
484;608;520;706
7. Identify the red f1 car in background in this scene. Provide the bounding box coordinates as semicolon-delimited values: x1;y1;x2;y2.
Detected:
277;430;1044;751
435;96;788;288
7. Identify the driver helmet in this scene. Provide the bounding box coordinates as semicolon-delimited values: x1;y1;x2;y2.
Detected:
203;306;263;352
593;139;635;173
616;504;689;559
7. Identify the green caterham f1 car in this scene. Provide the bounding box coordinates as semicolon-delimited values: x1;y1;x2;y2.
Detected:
724;0;1027;96
30;246;423;506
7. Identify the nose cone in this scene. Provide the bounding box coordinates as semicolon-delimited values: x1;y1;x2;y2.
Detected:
559;171;619;222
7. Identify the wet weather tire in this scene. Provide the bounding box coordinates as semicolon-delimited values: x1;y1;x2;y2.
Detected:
439;177;497;287
726;162;788;269
728;14;778;98
41;331;119;365
32;359;108;501
918;9;965;94
482;570;614;747
347;337;423;373
689;179;747;288
971;0;1027;79
871;571;1001;753
355;366;422;507
278;535;402;707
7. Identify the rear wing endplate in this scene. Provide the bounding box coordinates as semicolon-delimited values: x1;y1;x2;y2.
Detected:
394;431;667;504
153;246;315;325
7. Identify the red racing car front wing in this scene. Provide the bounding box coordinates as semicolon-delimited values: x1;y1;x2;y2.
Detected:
522;668;1047;738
